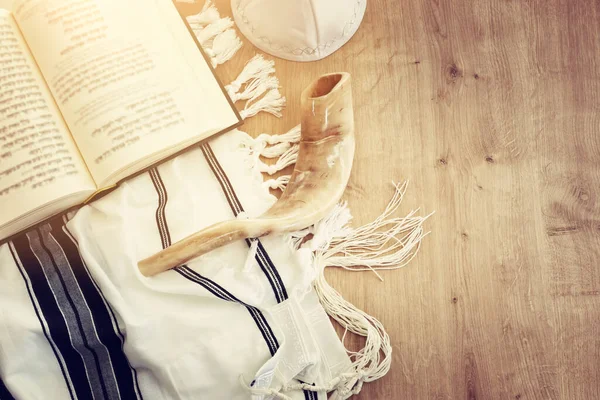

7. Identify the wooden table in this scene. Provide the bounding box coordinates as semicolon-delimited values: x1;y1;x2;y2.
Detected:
183;1;600;398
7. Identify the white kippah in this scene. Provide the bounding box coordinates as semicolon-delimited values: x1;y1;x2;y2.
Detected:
232;0;367;62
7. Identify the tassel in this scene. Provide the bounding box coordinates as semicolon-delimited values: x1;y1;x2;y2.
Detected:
244;76;280;104
229;75;279;103
312;270;391;399
242;125;302;174
255;124;301;146
194;17;234;45
282;201;352;260
284;227;312;252
240;88;286;119
292;182;432;399
202;46;215;58
312;182;433;279
226;55;275;99
238;129;296;162
211;29;242;67
237;133;266;172
186;0;220;29
262;175;291;191
259;141;292;158
306;203;353;251
258;144;298;175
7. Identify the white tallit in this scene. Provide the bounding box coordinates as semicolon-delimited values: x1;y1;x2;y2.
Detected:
0;3;430;399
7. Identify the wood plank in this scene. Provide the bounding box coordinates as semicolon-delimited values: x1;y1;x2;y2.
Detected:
190;1;600;398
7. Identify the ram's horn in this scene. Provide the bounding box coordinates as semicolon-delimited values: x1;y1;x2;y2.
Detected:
138;72;355;276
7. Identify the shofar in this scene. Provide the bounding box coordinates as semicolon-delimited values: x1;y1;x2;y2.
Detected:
138;72;355;276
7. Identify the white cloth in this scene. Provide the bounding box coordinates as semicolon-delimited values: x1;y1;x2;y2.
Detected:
0;130;352;399
232;0;367;62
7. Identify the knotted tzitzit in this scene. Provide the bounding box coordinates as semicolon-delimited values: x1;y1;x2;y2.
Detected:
225;55;277;102
239;371;369;400
186;1;242;67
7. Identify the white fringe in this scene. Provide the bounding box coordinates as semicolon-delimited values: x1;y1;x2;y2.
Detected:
255;124;301;146
239;125;302;186
245;75;280;104
240;124;301;164
229;75;279;104
226;55;276;98
312;274;391;399
186;0;220;29
186;2;242;68
288;182;432;399
240;88;286;119
238;127;300;189
262;175;291;191
259;141;292;158
257;144;298;175
194;17;234;45
211;29;242;67
312;182;433;278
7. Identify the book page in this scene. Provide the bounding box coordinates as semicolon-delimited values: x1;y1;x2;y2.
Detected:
13;0;240;186
0;9;95;233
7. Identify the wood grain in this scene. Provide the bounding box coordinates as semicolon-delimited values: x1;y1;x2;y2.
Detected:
188;1;600;398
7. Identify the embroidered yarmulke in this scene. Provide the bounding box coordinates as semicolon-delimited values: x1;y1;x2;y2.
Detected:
232;0;367;62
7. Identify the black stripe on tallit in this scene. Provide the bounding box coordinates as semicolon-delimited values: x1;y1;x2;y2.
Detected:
175;266;279;356
149;167;279;356
200;143;289;303
149;168;171;249
200;142;316;399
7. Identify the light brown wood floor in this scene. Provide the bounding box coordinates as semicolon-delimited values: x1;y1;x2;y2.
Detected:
182;1;600;398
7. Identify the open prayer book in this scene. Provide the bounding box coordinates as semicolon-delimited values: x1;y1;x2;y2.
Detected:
0;0;242;241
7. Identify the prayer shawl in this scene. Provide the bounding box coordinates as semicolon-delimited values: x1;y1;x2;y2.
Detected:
0;3;430;399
